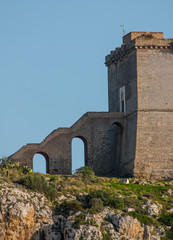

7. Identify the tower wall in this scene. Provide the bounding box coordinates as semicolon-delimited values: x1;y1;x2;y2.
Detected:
106;47;138;177
135;111;173;179
107;50;137;115
106;32;173;179
137;43;173;111
134;40;173;179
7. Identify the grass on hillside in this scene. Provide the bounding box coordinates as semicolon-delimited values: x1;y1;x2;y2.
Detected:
0;159;173;239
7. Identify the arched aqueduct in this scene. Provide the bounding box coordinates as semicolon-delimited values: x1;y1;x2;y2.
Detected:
10;112;125;177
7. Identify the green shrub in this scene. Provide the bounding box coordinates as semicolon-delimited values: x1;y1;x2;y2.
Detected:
73;214;87;228
73;213;98;229
18;174;57;201
102;232;112;240
54;200;83;216
86;190;124;210
88;198;104;213
22;166;33;174
75;166;94;176
75;166;94;182
123;197;140;209
158;213;173;226
19;174;44;191
0;158;19;169
143;192;157;200
43;183;57;201
127;212;155;226
166;226;173;239
136;207;149;216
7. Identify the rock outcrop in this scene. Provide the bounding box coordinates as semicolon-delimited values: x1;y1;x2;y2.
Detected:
0;180;52;240
0;179;167;240
0;171;172;240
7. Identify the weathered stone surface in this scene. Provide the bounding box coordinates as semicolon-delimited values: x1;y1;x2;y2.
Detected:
0;181;53;240
120;178;130;184
143;225;154;240
167;208;173;213
106;31;173;179
110;212;143;239
142;200;162;216
125;208;135;212
9;112;124;177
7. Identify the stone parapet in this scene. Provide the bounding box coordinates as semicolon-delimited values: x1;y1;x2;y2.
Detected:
105;32;173;66
123;32;163;44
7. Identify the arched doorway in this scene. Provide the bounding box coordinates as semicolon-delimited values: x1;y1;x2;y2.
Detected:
71;136;87;174
33;152;49;174
110;123;123;176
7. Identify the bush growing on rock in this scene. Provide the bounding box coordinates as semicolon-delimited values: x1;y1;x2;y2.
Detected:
54;199;83;216
18;174;57;201
73;213;98;229
123;197;140;209
126;211;155;226
158;212;173;226
88;198;104;213
22;166;33;174
75;166;94;182
0;158;20;170
86;190;124;210
166;226;173;239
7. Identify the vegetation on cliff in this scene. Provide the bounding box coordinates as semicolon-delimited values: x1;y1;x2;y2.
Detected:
0;158;173;239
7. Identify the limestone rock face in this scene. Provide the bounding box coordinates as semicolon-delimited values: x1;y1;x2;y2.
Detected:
0;180;53;240
110;212;144;239
30;210;165;240
0;180;167;240
142;200;162;216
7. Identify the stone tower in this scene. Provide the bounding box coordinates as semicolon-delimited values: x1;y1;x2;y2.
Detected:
9;31;173;179
105;32;173;179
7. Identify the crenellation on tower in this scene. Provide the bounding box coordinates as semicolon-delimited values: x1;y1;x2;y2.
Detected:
105;32;173;67
123;32;164;44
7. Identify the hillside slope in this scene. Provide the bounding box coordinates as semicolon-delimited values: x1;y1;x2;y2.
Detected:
0;161;172;240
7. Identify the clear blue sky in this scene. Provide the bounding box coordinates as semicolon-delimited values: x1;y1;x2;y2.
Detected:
0;0;173;173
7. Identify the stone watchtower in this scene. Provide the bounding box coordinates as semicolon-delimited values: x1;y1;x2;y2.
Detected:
9;31;173;179
105;32;173;179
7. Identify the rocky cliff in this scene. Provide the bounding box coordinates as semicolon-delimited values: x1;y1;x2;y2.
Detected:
0;163;172;239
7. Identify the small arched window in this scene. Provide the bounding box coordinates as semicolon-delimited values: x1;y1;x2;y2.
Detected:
119;86;126;113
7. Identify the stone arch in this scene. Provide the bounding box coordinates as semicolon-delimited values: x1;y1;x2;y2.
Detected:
71;136;88;173
110;122;123;176
33;151;50;174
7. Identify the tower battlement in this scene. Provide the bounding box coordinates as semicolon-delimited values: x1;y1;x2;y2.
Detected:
123;31;163;44
105;32;173;66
